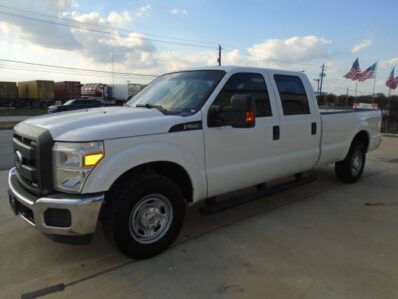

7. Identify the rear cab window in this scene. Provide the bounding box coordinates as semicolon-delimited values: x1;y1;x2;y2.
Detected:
274;75;310;115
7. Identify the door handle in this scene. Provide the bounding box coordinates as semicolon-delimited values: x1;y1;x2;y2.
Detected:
273;125;280;140
311;122;317;135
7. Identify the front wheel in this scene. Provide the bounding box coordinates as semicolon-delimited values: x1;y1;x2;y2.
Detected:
335;142;366;183
102;172;185;259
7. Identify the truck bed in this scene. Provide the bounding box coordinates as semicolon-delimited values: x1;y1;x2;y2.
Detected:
320;108;376;114
317;108;382;166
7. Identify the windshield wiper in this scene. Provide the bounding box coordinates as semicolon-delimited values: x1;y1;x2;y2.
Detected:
135;103;168;112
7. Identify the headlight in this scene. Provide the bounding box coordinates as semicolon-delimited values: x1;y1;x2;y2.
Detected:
53;141;104;193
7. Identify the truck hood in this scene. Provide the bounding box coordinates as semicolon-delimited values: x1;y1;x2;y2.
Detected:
20;107;186;141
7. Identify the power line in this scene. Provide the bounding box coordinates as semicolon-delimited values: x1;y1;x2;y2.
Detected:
0;40;169;65
0;5;327;68
0;65;153;81
0;58;158;77
0;10;217;50
0;3;219;47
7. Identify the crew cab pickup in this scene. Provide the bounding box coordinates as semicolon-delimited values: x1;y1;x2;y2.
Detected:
8;66;382;258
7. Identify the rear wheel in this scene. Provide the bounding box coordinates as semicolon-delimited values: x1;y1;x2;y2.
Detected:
335;142;366;183
102;172;185;259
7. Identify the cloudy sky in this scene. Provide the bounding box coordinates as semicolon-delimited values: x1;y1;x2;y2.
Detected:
0;0;397;95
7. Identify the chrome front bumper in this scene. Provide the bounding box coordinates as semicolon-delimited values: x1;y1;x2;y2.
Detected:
8;167;104;236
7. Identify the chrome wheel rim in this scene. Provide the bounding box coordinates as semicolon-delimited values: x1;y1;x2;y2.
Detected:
129;194;173;244
351;150;363;176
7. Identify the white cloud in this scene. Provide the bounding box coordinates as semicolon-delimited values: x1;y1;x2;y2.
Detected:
0;0;153;65
107;11;133;28
0;5;341;92
248;35;332;63
136;5;151;17
351;38;373;53
0;0;81;50
68;10;133;28
381;57;398;69
98;33;155;53
169;8;188;16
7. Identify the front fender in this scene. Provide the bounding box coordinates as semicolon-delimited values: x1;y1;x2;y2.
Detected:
82;138;207;202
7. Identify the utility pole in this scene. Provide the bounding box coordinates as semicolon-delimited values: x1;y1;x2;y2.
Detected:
319;63;326;96
217;44;222;66
313;79;320;95
111;50;115;89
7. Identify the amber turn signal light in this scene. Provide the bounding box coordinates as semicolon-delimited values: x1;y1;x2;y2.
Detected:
83;153;104;167
246;111;255;124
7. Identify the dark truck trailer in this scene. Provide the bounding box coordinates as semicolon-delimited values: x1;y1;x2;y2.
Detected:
0;81;18;107
55;81;81;102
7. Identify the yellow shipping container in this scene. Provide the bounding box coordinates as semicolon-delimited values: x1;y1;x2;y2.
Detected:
18;80;55;100
0;81;18;99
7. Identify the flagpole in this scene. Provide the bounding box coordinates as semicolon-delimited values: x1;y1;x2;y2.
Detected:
387;87;392;131
388;87;392;110
355;81;358;97
372;65;377;103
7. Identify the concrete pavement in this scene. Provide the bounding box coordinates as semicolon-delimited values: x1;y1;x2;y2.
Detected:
0;137;398;299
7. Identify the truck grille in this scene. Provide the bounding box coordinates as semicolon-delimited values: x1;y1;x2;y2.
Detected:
13;123;54;197
13;134;39;193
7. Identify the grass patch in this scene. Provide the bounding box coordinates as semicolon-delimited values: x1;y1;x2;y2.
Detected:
0;108;46;116
0;121;18;130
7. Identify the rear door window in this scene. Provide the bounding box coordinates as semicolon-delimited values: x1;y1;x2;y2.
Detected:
274;75;310;115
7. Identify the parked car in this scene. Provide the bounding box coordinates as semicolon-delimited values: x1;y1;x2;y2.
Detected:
48;99;102;113
8;66;381;259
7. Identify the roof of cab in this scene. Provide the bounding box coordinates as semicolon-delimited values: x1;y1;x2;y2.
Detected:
167;65;304;76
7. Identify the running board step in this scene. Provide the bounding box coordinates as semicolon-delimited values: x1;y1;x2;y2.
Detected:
200;174;316;215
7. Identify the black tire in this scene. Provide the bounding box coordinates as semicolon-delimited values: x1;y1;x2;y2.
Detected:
102;172;185;259
335;141;366;183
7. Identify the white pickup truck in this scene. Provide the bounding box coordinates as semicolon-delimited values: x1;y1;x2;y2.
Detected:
8;66;382;258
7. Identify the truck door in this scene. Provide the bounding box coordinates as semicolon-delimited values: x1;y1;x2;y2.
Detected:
203;72;281;197
268;72;321;176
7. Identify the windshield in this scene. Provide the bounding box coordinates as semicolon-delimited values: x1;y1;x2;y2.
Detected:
127;70;225;114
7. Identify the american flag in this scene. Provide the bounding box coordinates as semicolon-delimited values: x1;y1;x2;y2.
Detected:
344;58;362;80
386;67;396;89
358;63;377;81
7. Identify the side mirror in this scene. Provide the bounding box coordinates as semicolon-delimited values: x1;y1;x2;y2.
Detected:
210;95;255;128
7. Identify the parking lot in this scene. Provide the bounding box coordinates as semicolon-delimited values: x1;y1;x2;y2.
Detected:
0;137;397;299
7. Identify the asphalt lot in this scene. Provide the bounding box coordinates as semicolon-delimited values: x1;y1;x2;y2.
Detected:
0;116;31;122
0;130;13;170
1;137;398;299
